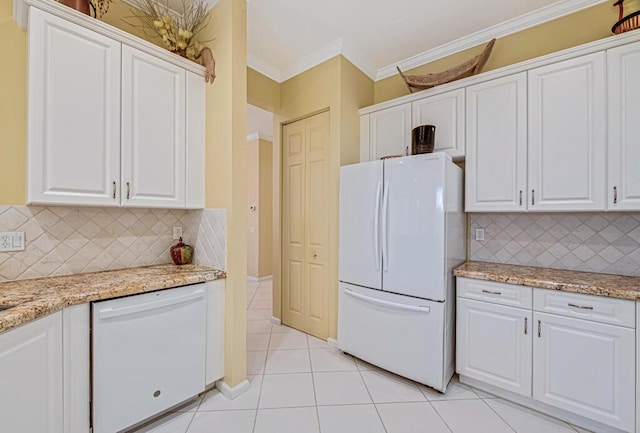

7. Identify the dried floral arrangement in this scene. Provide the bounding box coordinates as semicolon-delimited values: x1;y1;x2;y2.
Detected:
126;0;216;83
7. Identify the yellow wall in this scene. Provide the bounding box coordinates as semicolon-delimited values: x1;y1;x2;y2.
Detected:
246;138;259;278
340;57;374;166
0;1;27;205
258;138;273;277
248;67;280;112
374;1;624;103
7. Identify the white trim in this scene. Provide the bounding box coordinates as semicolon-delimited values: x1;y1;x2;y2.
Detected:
360;28;640;115
14;0;206;76
341;39;378;81
246;133;274;143
270;316;281;326
215;379;250;400
248;52;282;83
327;338;339;348
375;0;609;80
280;38;344;83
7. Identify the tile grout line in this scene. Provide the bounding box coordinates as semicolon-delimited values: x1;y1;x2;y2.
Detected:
354;365;389;433
308;335;323;433
250;290;271;433
478;397;518;433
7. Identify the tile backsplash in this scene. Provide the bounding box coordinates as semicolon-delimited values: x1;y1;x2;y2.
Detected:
0;206;226;282
470;213;640;277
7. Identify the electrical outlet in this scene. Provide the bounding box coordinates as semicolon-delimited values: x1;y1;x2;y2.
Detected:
475;228;485;241
173;226;183;240
0;232;25;252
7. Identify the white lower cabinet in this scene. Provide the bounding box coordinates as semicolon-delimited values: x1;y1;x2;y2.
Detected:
533;312;635;432
457;298;532;397
0;312;63;433
457;277;636;432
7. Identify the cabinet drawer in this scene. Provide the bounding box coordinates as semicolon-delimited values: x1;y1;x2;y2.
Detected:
533;288;635;328
457;278;532;309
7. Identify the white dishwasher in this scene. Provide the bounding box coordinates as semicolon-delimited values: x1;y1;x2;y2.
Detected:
92;284;206;433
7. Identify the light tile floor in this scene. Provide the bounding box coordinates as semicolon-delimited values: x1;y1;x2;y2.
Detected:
131;278;593;433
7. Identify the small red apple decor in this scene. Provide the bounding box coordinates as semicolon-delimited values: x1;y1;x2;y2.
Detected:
170;237;193;265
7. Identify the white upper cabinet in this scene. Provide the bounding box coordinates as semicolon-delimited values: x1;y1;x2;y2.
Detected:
533;312;635;432
527;53;607;211
0;312;63;433
27;8;205;209
465;73;527;212
121;46;186;208
412;89;465;159
28;8;121;206
608;41;640;211
368;104;412;160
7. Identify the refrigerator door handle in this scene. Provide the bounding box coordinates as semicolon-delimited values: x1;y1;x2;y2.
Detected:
344;289;431;313
381;181;390;272
373;181;382;271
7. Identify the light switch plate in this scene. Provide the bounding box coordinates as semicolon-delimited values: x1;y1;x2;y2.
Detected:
0;232;25;252
475;228;485;241
173;226;183;240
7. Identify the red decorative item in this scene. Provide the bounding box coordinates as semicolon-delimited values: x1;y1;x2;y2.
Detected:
613;0;640;34
59;0;91;15
170;237;193;265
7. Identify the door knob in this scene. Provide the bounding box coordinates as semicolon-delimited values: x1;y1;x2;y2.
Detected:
312;252;318;259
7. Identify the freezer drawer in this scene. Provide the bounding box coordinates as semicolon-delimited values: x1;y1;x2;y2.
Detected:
338;283;446;390
92;284;206;433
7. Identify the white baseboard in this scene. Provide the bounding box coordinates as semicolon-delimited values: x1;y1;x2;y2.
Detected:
247;275;273;282
327;338;338;348
270;316;281;325
216;379;250;400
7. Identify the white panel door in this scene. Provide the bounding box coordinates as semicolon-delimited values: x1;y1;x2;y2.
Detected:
382;154;446;300
339;160;383;289
466;73;527;211
369;104;412;160
122;45;186;208
0;312;63;433
338;283;446;390
457;298;532;397
412;89;465;159
28;8;121;206
528;53;606;211
608;41;640;210
533;312;635;432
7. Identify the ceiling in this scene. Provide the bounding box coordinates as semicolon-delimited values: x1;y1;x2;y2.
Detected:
246;0;606;83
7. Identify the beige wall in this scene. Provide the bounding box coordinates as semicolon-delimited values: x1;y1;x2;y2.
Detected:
248;67;280;112
247;137;273;279
272;55;373;339
374;1;624;103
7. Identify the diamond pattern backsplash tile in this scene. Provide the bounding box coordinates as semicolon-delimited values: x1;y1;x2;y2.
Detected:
0;206;226;282
470;213;640;277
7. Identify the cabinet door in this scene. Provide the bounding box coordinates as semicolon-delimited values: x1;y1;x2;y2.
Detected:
533;312;634;431
608;42;640;210
369;104;412;160
466;73;527;211
457;298;532;397
528;53;606;211
28;8;121;206
121;45;186;208
412;88;465;159
186;71;206;209
0;312;63;433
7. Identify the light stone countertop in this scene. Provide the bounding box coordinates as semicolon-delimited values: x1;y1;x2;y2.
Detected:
0;264;225;334
454;261;640;301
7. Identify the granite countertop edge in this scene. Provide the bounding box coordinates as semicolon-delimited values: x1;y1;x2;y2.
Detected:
0;264;226;334
454;261;640;301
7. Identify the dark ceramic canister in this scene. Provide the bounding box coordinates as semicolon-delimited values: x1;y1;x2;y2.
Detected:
412;125;436;154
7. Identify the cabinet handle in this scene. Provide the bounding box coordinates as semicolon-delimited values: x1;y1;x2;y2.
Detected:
112;181;116;199
531;189;535;206
524;317;528;335
537;320;542;338
126;182;131;200
614;186;618;205
481;289;501;296
568;303;594;311
519;190;523;206
406;146;409;156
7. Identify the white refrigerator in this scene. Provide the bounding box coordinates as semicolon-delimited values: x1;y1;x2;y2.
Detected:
338;153;465;392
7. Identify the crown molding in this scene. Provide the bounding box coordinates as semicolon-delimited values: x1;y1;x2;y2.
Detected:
341;39;378;80
279;38;344;82
247;52;282;82
247;132;273;142
375;0;609;80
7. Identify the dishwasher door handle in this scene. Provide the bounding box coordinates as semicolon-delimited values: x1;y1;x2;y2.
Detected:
97;289;205;320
